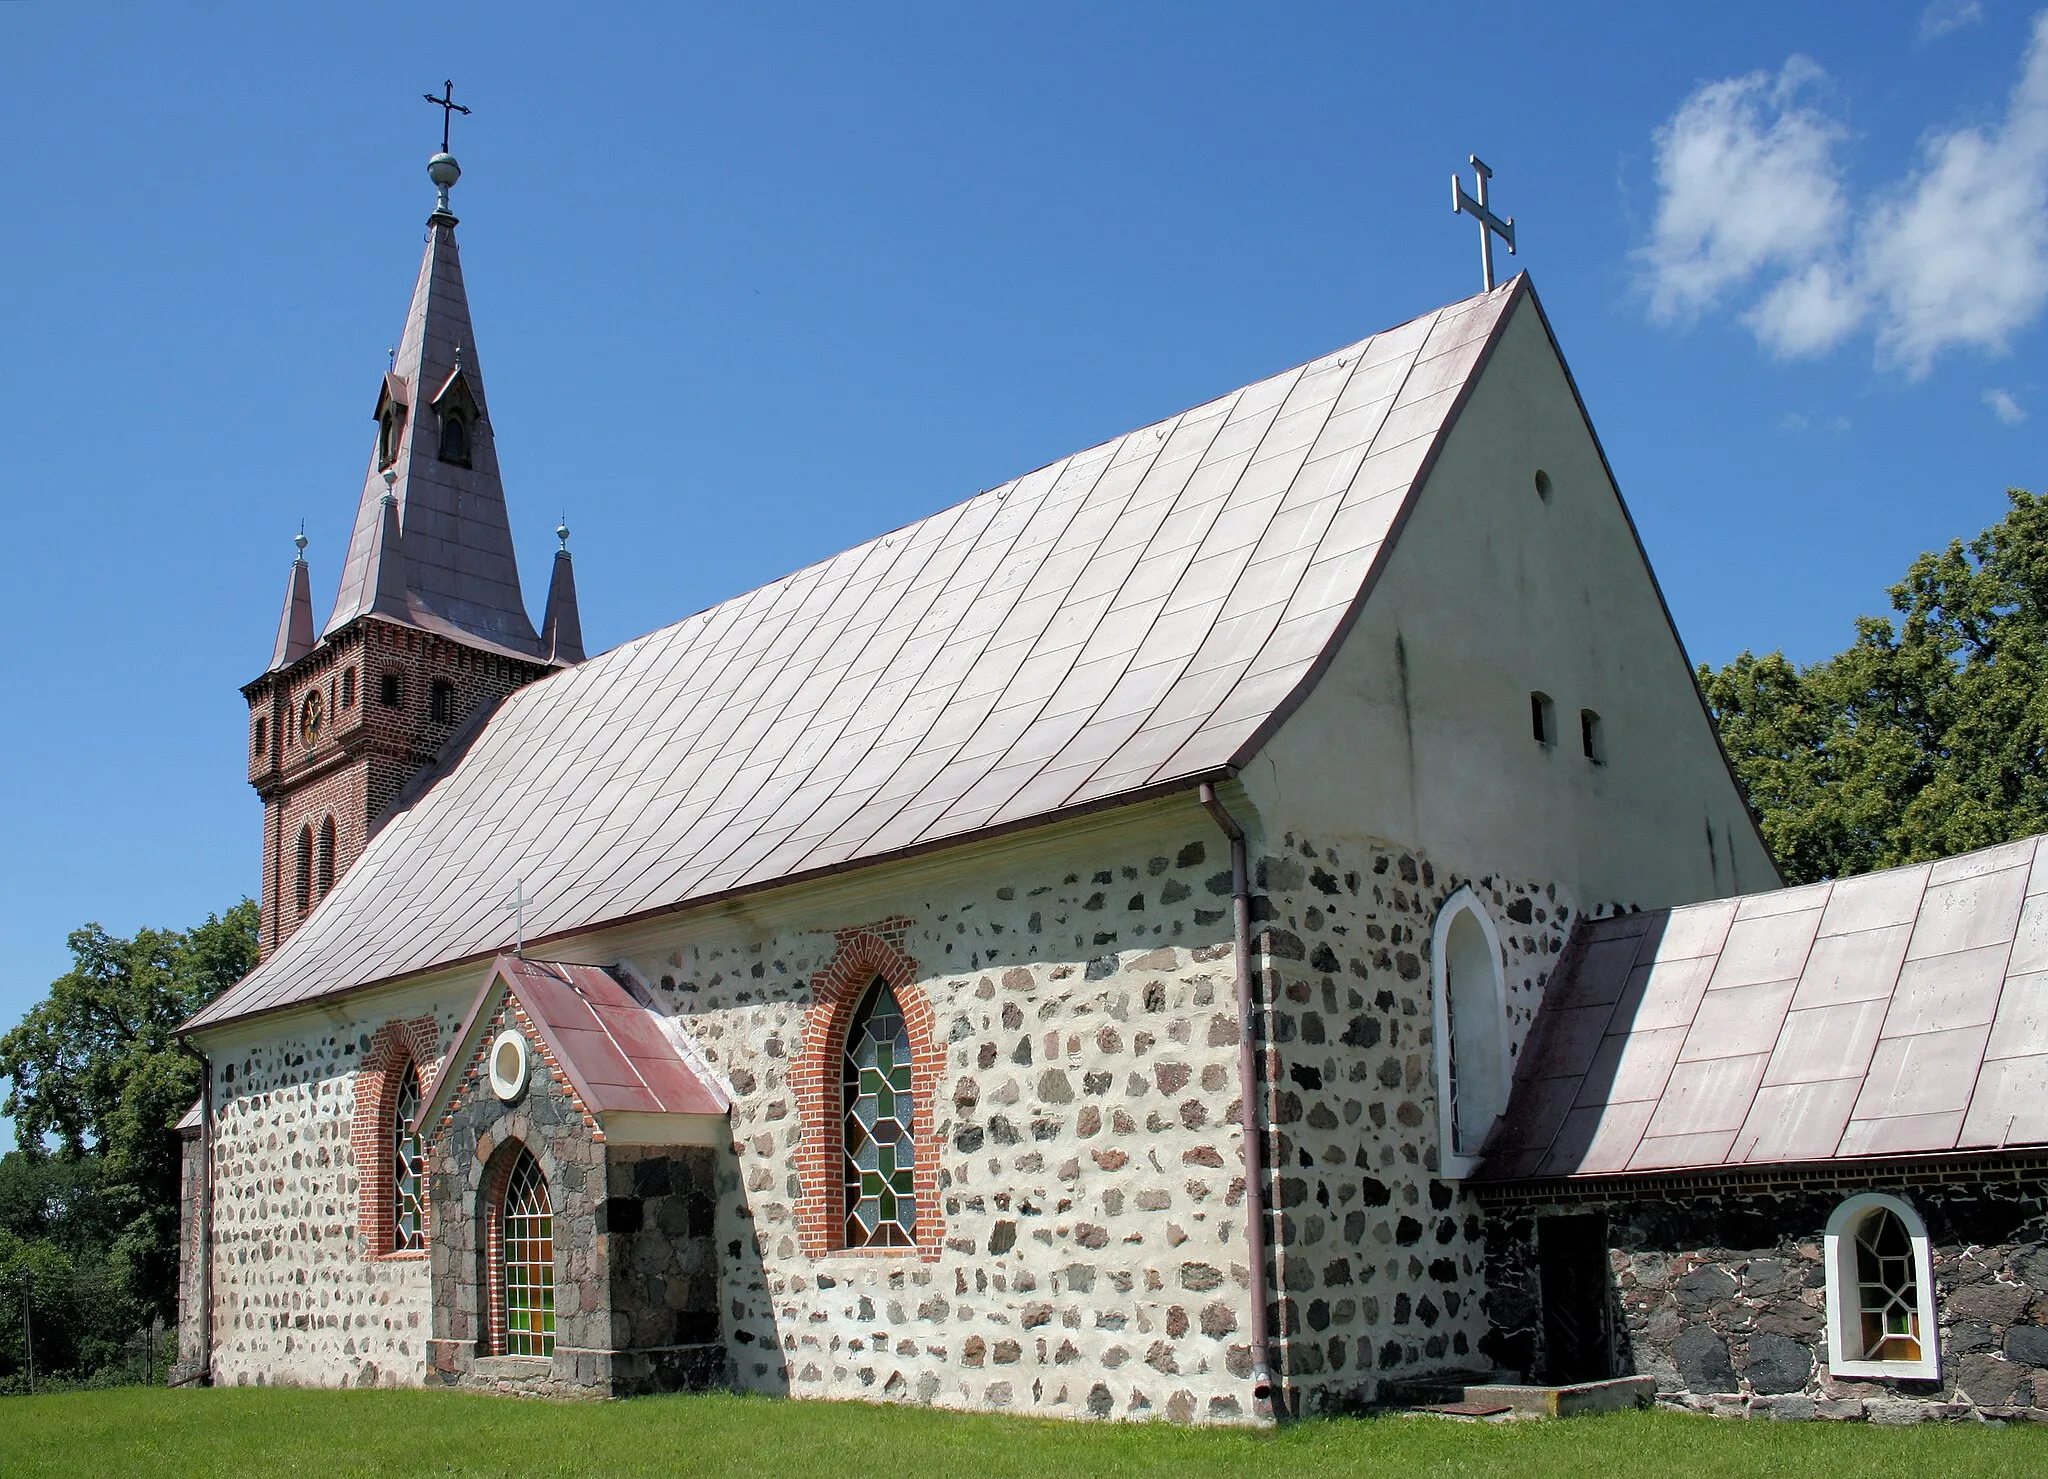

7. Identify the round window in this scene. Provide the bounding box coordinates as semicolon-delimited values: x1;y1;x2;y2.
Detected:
488;1029;529;1101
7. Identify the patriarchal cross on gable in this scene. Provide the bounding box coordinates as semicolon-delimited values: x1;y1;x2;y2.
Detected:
1452;156;1516;292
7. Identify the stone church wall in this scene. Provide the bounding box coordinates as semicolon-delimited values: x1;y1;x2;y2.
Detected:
1239;824;1576;1414
1480;1159;2048;1422
619;809;1267;1423
201;988;472;1387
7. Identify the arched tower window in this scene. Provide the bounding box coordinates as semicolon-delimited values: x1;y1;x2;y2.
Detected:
377;407;406;469
438;411;469;467
294;824;314;916
491;1148;554;1357
1825;1193;1939;1379
1432;888;1510;1177
843;978;916;1248
315;816;336;899
391;1066;425;1251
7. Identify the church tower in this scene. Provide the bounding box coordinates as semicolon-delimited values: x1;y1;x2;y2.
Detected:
242;144;583;957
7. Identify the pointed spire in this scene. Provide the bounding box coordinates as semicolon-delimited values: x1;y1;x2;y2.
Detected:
368;470;411;618
269;527;316;671
541;517;585;665
325;152;542;657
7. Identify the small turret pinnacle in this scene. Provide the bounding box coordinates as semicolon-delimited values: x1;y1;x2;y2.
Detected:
270;528;317;671
541;515;585;666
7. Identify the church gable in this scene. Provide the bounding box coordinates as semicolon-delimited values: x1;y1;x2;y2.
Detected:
1249;288;1776;914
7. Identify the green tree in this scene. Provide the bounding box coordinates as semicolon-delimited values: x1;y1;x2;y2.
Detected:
1704;489;2048;883
0;901;256;1339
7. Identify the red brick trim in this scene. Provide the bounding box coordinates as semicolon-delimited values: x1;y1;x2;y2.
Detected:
478;1141;520;1358
791;917;943;1260
352;1015;440;1254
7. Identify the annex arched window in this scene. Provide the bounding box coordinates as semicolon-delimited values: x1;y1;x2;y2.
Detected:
843;979;917;1248
1825;1193;1939;1380
294;823;314;916
391;1066;425;1252
438;411;469;467
492;1148;554;1357
1432;888;1510;1177
315;816;336;900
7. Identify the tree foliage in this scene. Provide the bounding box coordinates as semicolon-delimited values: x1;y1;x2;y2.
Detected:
0;900;256;1382
1703;489;2048;884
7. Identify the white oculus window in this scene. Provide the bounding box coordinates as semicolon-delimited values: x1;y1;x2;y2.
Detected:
488;1029;530;1102
1432;887;1511;1178
1824;1193;1940;1380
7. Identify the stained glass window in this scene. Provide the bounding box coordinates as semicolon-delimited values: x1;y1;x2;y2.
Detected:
1855;1207;1922;1362
842;979;916;1248
500;1151;554;1357
391;1069;424;1251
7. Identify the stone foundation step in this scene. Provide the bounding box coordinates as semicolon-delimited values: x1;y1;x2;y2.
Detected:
1455;1376;1658;1418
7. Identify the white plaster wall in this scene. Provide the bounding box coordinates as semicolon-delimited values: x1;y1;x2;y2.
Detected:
1246;290;1778;915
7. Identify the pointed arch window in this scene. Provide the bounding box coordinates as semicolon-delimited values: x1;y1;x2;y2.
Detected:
315;816;336;900
843;979;916;1248
378;406;407;470
438;411;470;467
492;1149;554;1357
391;1067;425;1251
294;824;314;916
1432;889;1510;1177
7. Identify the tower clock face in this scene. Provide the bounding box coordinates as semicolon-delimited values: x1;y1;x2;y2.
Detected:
301;690;323;745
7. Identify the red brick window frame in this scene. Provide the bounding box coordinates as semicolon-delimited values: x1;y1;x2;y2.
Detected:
479;1138;555;1358
353;1015;439;1256
792;919;942;1259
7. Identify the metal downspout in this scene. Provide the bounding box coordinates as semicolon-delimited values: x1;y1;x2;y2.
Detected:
198;1054;215;1385
1199;782;1277;1417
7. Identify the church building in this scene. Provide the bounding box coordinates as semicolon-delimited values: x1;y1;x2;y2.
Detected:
174;143;2048;1423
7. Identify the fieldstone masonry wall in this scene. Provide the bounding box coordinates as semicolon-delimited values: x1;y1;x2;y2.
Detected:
203;993;471;1387
624;822;1265;1422
1244;828;1574;1414
1482;1161;2048;1422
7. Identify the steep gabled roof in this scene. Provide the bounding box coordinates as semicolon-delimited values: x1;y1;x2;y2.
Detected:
1481;833;2048;1182
188;278;1524;1032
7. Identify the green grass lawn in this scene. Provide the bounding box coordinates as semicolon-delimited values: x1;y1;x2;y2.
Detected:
4;1387;2044;1478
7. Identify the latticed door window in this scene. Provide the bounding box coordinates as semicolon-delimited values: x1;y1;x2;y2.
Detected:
842;979;916;1247
500;1152;555;1357
1855;1207;1922;1362
391;1070;425;1251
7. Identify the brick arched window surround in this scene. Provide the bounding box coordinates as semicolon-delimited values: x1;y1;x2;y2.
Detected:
352;1015;440;1255
294;824;314;917
478;1137;558;1358
791;919;942;1258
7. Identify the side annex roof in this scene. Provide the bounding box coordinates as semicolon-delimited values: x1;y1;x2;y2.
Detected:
1482;832;2048;1181
190;278;1527;1032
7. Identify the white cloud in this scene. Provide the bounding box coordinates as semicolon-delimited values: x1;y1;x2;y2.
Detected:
1641;59;1845;323
1640;14;2048;377
1985;386;2029;422
1922;0;1985;41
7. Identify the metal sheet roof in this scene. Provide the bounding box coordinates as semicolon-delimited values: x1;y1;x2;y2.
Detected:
426;957;730;1125
1480;833;2048;1180
189;280;1521;1032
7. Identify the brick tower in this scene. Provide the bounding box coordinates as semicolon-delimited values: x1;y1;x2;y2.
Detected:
243;147;584;957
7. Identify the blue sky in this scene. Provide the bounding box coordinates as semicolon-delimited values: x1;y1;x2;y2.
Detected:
4;3;2046;1142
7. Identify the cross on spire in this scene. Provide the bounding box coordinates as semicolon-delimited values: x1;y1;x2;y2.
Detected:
1451;156;1516;292
423;80;471;154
